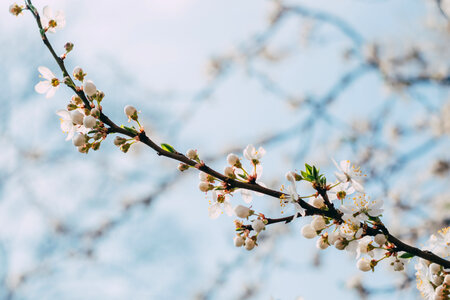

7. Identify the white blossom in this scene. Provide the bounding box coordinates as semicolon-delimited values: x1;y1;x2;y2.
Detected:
83;80;97;97
234;236;245;247
56;110;76;140
252;219;265;233
243;144;265;177
234;205;251;219
70;110;84;125
301;224;316;239
245;238;256;250
415;227;450;300
72;133;85;147
34;66;59;98
356;258;372;272
208;191;233;219
83;115;97;128
227;153;240;166
41;6;65;33
309;195;325;208
186;149;198;160
198;182;213;192
333;159;365;193
311;216;326;231
316;236;329;250
124;105;137;118
328;181;355;202
374;233;387;246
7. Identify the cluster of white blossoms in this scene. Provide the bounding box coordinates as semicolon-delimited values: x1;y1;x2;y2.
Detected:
415;227;450;300
295;160;409;273
194;145;268;250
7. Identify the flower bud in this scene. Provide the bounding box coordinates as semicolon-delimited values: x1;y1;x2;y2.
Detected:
67;103;77;111
328;231;339;245
430;263;441;274
227;153;240;166
234;236;245;247
334;238;347;250
186;149;198;160
124;105;137;118
64;42;74;53
432;275;444;286
374;234;387;246
393;261;404;272
93;132;103;140
285;171;296;182
70;110;84;125
252;219;265;233
83;80;97;97
301;224;316;239
73;66;86;81
356;258;372;272
114;136;127;146
177;163;189;172
435;285;445;298
83;115;97;128
90;108;100;118
96;90;105;102
91;142;100;151
73;133;86;147
309;196;325;208
199;172;208;182
244;238;256;250
224;166;235;178
234;205;251;218
120;143;131;153
311;217;326;231
198;182;213;192
316;236;329;250
444;274;450;285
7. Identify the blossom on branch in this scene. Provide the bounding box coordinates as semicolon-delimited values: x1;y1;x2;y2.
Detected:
41;6;65;33
332;159;365;193
208;191;233;219
34;66;59;98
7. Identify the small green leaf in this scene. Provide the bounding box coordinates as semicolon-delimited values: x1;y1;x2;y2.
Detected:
305;164;312;174
161;143;176;153
399;253;415;259
120;125;138;135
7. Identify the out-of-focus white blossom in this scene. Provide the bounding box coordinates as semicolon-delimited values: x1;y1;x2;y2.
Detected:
234;205;251;219
301;224;316;239
357;258;372;272
41;6;65;33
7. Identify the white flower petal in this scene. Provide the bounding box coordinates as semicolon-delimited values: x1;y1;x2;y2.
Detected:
43;6;53;19
224;201;233;216
241;189;253;203
208;203;221;219
34;81;51;94
351;179;364;193
38;66;55;80
340;160;351;173
46;86;57;98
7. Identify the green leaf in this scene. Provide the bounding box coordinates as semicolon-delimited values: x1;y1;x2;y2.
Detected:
399;252;415;259
161;143;176;153
305;164;312;174
120;125;138;135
